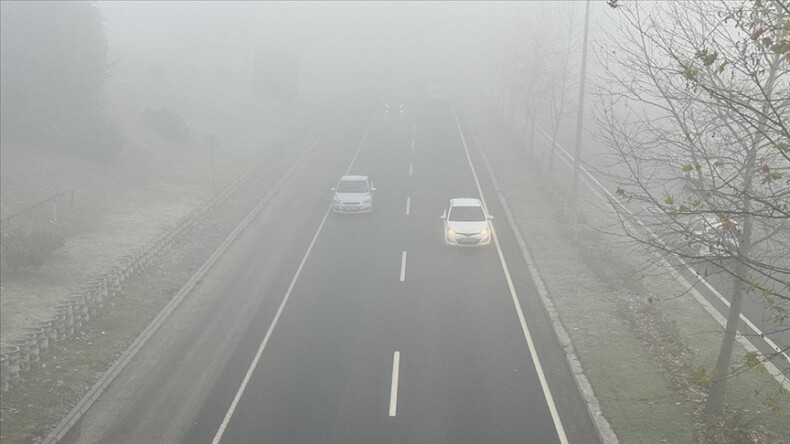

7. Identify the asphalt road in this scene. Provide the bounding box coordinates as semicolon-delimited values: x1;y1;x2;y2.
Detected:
65;102;602;444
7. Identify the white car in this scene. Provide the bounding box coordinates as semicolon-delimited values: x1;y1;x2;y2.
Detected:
685;215;740;257
440;198;493;246
331;175;375;213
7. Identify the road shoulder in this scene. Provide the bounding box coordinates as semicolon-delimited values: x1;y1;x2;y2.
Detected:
460;97;789;443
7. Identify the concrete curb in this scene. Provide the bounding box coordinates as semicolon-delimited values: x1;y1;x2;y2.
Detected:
467;121;620;444
521;109;790;392
42;123;333;444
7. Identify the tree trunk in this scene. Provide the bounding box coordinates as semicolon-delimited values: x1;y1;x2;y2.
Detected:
507;88;516;128
548;120;560;173
528;109;537;158
705;265;747;413
570;0;592;231
704;51;779;415
518;108;529;152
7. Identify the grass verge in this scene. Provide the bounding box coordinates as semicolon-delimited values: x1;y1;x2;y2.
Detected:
0;129;318;444
465;98;789;443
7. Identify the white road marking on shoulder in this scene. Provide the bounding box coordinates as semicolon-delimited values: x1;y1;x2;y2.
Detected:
409;163;413;176
531;118;790;386
406;197;411;216
452;106;569;444
211;112;378;444
400;251;407;282
389;351;401;417
411;140;415;151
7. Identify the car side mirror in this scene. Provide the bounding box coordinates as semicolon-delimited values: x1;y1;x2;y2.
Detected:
371;187;377;192
330;187;336;192
440;212;447;220
487;215;494;220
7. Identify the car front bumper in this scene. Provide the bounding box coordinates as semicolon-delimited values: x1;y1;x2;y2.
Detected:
333;202;372;213
445;233;491;246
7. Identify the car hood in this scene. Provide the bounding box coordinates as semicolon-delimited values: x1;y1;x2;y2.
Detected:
446;220;488;234
334;192;370;201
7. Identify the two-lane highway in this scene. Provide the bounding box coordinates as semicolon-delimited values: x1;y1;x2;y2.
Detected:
68;101;601;444
188;100;591;444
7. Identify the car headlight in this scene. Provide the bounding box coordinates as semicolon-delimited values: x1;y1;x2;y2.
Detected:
447;228;456;237
480;227;489;236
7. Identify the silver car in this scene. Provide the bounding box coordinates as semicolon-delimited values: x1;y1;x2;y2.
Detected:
441;198;493;246
331;175;375;213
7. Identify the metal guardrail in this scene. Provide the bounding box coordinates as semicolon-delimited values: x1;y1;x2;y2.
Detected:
0;189;75;227
0;164;260;392
37;122;333;443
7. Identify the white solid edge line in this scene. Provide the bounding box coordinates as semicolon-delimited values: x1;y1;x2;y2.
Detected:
389;351;401;417
529;117;790;382
41;122;336;444
452;106;569;444
406;197;411;216
409;163;413;176
211;112;378;444
468;123;619;443
400;251;407;282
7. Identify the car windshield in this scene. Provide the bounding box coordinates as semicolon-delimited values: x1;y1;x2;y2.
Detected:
337;180;368;193
449;206;485;222
691;216;740;235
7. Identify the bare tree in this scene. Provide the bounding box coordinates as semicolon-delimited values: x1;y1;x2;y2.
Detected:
496;2;580;165
509;2;552;158
543;3;581;173
595;0;789;418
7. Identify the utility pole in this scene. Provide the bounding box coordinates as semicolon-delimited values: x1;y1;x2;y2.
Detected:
570;0;591;231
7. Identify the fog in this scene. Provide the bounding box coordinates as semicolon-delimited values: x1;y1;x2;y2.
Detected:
99;1;513;100
1;2;788;443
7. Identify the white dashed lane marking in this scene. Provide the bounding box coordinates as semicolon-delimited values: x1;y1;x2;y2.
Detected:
399;251;407;282
389;351;401;417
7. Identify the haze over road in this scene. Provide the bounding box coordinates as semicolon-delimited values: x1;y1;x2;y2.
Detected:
63;100;601;444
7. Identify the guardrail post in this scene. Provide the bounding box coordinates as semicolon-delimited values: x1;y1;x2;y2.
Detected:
0;353;9;391
53;304;74;338
22;326;47;357
9;337;31;371
0;345;20;383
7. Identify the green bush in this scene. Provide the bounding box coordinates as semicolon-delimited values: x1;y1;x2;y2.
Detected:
0;228;66;271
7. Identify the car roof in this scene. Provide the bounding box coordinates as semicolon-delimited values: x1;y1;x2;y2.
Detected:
339;175;368;181
690;214;739;225
449;198;482;207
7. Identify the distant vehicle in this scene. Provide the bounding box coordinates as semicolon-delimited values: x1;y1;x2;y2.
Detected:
382;96;407;118
331;175;376;213
684;215;741;257
429;85;448;101
440;198;493;246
